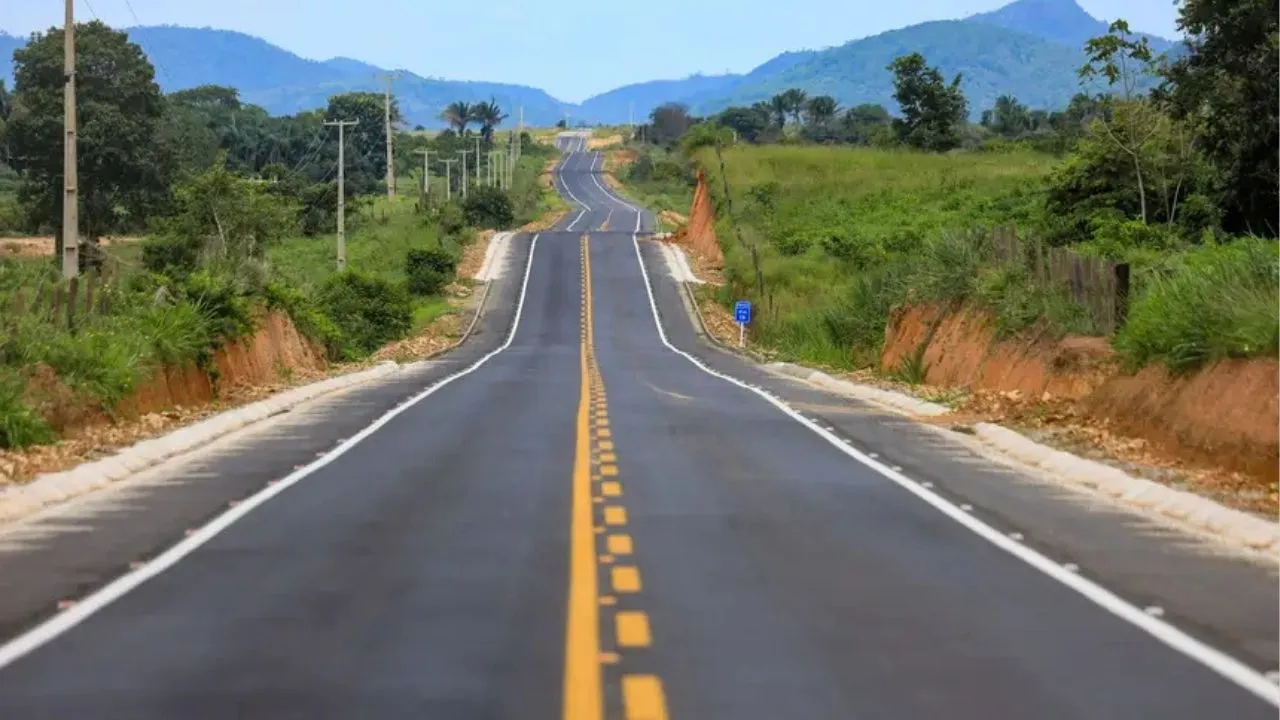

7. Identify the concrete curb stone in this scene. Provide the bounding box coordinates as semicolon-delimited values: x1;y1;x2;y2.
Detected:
0;361;402;525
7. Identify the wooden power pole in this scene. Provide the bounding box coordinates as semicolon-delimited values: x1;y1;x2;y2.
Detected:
415;149;430;202
324;118;359;271
383;74;396;198
61;0;79;278
440;159;455;201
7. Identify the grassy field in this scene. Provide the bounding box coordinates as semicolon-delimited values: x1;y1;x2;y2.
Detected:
641;143;1278;373
695;145;1054;367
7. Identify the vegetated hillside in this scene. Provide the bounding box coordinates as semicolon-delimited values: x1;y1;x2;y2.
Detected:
576;50;819;125
964;0;1173;52
693;21;1114;118
577;74;739;126
1;25;571;128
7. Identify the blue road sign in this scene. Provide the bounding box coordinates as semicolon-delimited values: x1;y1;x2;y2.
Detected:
734;300;752;324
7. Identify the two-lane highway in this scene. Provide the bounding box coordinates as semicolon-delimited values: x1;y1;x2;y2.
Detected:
0;134;1274;718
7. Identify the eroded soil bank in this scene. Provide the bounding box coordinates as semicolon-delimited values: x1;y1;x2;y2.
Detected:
883;304;1279;505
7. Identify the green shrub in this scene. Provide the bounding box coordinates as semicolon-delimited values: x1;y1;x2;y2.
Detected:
140;234;201;277
265;281;345;358
0;370;53;449
1115;238;1279;371
316;271;413;359
462;186;515;229
405;247;457;296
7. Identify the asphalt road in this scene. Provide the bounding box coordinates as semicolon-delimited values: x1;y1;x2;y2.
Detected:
0;136;1274;719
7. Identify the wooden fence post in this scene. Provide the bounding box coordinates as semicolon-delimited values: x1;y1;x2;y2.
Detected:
1115;263;1131;329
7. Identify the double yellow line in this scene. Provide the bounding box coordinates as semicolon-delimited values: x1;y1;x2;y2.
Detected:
564;235;669;720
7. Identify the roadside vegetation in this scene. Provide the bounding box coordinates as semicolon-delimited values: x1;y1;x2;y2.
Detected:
620;5;1278;373
0;21;558;450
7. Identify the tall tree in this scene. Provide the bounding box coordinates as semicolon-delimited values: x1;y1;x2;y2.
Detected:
1161;0;1278;235
7;21;171;249
767;94;788;129
803;95;839;127
440;101;473;134
716;105;772;143
470;99;508;144
648;103;695;145
841;104;892;146
981;94;1031;137
327;92;399;195
1079;21;1162;223
887;53;968;152
779;88;808;126
0;79;11;164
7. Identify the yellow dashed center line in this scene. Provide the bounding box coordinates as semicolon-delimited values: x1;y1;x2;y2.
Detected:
615;611;652;648
565;233;668;720
611;566;642;593
622;675;670;720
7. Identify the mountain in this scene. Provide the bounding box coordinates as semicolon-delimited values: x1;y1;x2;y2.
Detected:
1;0;1180;127
0;26;571;128
575;49;821;125
686;0;1182;120
576;74;739;126
964;0;1173;53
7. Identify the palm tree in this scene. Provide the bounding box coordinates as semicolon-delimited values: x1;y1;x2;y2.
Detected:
779;88;808;126
471;99;509;144
767;94;789;128
804;95;839;127
440;101;473;134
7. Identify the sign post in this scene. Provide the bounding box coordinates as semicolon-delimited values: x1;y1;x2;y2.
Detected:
734;300;752;348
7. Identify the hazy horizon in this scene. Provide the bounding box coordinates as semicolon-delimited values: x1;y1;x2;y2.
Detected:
4;0;1180;102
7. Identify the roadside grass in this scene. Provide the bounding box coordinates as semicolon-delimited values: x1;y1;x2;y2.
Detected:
1115;238;1279;372
696;145;1054;369
625;143;1277;375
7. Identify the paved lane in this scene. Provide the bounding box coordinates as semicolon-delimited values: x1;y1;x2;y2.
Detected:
0;135;1274;719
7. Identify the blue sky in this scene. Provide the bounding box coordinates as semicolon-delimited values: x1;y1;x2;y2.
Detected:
6;0;1180;102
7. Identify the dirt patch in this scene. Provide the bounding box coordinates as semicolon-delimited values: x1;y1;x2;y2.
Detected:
370;301;468;364
606;149;637;173
670;169;723;266
659;209;689;228
540;157;558;188
457;230;495;280
588;135;623;150
521;208;569;233
0;236;141;257
882;303;1279;514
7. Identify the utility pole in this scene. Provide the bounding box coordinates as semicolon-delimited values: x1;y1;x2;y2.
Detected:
474;136;482;188
61;0;79;278
324;118;359;271
440;158;455;201
517;106;523;161
458;150;471;199
415;149;430;202
383;74;396;198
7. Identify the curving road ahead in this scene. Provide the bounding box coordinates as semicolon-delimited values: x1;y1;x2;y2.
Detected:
0;132;1274;719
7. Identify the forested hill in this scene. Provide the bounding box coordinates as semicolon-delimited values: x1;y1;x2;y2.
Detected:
0;26;572;129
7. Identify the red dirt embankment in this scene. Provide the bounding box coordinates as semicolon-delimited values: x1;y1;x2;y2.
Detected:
882;304;1279;487
119;311;325;419
33;311;326;433
671;169;723;267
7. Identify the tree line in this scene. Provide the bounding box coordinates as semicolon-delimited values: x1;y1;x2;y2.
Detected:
634;0;1276;242
0;21;529;258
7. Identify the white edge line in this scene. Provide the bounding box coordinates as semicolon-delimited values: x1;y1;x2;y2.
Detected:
623;230;1279;706
585;165;643;234
0;235;543;671
559;159;589;232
